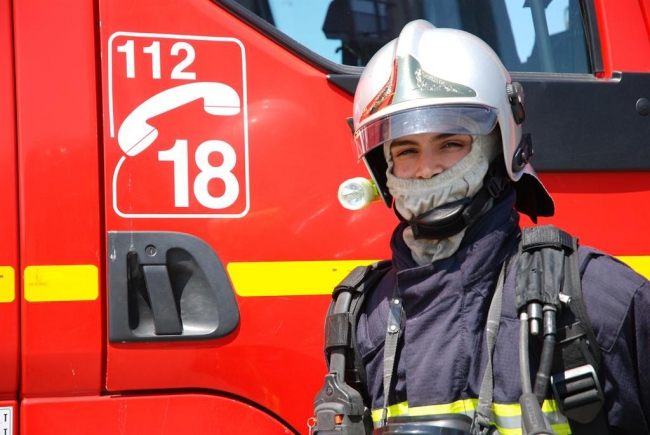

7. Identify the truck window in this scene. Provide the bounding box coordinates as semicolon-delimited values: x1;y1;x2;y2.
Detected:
225;0;591;74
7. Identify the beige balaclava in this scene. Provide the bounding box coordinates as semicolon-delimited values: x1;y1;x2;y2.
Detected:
385;131;501;266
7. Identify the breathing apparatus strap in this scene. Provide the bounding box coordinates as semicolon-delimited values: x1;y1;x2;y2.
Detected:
515;226;610;435
313;260;391;435
471;255;511;435
409;159;510;240
379;285;404;428
551;236;609;435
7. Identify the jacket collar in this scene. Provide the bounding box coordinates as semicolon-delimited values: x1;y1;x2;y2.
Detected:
390;190;520;284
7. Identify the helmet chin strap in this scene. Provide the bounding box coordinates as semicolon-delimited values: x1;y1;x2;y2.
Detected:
403;159;510;240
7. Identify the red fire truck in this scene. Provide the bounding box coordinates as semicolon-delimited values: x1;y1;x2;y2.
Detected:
1;0;649;433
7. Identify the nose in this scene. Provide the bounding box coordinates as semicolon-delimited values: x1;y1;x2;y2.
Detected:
415;154;444;179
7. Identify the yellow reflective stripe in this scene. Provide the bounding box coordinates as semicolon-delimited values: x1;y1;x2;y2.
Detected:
492;401;563;417
617;256;650;280
24;265;99;302
372;399;478;422
408;398;478;417
225;256;648;297
227;260;379;296
0;266;15;303
370;401;412;422
496;423;572;435
550;424;573;435
371;400;571;434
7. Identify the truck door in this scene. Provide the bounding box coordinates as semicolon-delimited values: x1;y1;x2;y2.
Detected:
15;0;650;434
98;0;386;434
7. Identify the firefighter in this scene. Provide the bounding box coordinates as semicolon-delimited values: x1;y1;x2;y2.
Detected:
346;20;650;434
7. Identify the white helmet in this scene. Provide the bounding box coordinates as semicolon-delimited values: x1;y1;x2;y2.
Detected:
352;20;554;220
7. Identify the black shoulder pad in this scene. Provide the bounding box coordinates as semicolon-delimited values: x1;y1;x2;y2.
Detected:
324;260;392;399
332;260;392;298
522;225;574;252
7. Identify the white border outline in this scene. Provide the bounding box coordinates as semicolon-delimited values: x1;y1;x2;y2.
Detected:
107;31;250;219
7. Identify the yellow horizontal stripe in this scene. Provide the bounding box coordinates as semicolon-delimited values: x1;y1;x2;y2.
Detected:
0;266;15;303
408;398;478;417
227;260;379;296
492;399;561;417
24;265;99;302
372;399;478;421
617;256;650;280
497;424;571;435
227;256;649;297
496;423;571;435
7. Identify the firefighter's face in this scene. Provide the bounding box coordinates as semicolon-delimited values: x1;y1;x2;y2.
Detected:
389;133;473;179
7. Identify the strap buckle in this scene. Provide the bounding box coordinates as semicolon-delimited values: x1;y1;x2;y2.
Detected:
485;176;508;199
470;412;492;435
551;364;605;424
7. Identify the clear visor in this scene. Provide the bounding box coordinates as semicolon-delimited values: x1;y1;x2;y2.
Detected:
354;105;499;158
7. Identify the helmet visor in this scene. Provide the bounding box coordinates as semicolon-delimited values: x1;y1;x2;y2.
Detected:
354;105;499;158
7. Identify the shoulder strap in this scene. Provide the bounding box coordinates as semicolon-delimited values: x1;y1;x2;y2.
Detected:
516;225;609;435
324;260;392;390
552;235;609;435
314;260;391;434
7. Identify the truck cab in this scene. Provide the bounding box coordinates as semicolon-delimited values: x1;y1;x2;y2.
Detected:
1;0;649;433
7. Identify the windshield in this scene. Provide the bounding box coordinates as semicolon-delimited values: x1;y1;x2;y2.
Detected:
230;0;590;74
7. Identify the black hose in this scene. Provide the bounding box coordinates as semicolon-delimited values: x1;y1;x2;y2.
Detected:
519;310;557;434
534;309;557;403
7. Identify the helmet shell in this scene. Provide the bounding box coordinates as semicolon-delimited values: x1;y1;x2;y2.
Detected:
352;20;553;218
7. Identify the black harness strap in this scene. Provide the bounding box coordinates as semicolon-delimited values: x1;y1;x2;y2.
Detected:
314;260;391;434
551;236;609;435
517;225;609;435
324;260;392;388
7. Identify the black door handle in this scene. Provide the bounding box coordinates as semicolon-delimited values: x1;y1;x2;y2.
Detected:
142;265;183;335
108;231;239;343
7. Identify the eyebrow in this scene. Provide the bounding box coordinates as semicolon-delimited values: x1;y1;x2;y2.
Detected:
391;134;458;148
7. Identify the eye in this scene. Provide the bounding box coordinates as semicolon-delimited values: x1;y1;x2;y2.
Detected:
398;148;417;156
391;146;418;158
440;136;471;151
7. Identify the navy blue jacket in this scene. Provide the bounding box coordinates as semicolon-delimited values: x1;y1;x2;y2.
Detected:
356;192;650;433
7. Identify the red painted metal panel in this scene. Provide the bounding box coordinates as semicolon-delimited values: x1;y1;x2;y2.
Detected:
597;0;650;75
527;172;650;256
98;1;650;434
0;0;20;401
99;0;389;432
21;394;292;434
13;0;103;396
6;0;646;433
99;0;391;260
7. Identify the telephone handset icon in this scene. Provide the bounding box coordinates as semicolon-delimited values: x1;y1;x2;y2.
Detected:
117;82;241;156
